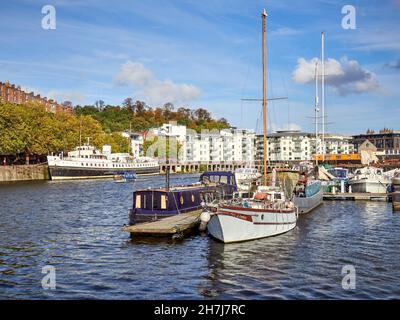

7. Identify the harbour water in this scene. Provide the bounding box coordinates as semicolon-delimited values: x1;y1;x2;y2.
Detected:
1;174;399;300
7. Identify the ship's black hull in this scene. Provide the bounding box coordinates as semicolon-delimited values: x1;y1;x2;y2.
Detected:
48;165;159;180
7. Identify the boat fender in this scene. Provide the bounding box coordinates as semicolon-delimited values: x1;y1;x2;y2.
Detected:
200;210;211;223
199;210;211;232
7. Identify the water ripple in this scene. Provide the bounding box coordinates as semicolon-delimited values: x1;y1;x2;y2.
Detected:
1;176;399;299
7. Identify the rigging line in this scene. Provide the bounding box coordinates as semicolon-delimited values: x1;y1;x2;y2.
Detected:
240;65;251;128
267;60;276;133
280;71;291;130
255;103;263;135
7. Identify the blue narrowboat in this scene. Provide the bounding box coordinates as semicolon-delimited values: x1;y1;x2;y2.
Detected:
129;186;205;224
129;171;238;224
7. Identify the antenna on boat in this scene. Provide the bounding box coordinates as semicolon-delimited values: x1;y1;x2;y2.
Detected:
262;8;268;185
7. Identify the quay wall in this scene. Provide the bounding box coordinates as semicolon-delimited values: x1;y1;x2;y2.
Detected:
0;164;50;182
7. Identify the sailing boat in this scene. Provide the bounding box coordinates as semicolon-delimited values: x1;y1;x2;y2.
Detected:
207;9;298;243
292;59;323;214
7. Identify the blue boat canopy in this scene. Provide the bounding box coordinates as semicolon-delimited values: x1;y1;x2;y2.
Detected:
199;171;237;186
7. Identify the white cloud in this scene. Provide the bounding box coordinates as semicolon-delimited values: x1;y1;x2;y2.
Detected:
114;61;152;87
47;90;86;105
292;57;381;96
114;60;200;105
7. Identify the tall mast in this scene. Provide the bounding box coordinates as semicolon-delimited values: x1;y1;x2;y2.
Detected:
262;8;268;185
315;62;319;166
321;32;325;162
129;121;132;155
79;117;82;157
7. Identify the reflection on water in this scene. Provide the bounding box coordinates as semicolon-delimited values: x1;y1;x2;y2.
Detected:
203;201;400;299
1;175;400;299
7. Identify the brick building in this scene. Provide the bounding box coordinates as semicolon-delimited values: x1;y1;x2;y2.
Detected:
0;81;72;113
351;128;400;160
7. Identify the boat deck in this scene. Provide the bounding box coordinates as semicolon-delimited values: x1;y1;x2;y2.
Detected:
121;210;202;237
323;192;389;201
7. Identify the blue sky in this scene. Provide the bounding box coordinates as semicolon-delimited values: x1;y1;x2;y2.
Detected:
0;0;399;134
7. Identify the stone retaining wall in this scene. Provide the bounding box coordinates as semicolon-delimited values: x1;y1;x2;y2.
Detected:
0;164;50;182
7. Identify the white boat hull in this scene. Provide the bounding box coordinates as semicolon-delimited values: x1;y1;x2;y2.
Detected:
207;206;297;243
348;180;390;193
294;188;323;214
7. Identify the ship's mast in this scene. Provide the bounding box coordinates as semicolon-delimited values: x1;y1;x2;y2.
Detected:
79;117;82;158
262;9;268;185
321;32;325;162
315;62;319;166
129;121;132;156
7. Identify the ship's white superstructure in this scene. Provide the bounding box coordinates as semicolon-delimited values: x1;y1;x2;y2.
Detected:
47;144;159;180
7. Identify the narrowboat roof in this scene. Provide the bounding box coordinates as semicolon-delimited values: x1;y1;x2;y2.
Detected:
200;171;235;177
134;184;204;193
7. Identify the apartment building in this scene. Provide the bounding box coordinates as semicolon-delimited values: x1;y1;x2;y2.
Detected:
351;128;400;159
149;123;255;163
121;132;144;159
256;130;355;162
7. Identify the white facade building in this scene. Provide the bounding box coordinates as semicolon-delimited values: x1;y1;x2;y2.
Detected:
324;134;355;155
121;132;144;159
256;130;355;162
150;123;255;163
185;128;255;163
149;123;188;161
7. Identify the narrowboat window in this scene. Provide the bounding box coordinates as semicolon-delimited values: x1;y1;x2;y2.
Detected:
220;176;228;184
135;195;141;208
161;195;167;209
191;194;195;202
180;195;184;205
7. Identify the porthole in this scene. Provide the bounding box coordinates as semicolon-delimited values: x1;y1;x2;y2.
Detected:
261;214;264;220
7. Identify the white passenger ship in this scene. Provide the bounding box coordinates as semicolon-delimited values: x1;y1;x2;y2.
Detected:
47;144;159;180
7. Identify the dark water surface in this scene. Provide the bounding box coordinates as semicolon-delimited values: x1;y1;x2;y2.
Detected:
1;174;399;299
